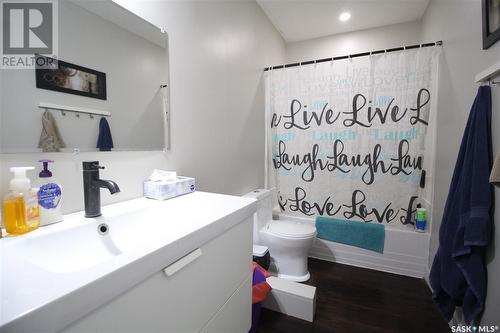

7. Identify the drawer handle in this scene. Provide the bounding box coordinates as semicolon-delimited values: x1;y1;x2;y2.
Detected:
163;248;202;277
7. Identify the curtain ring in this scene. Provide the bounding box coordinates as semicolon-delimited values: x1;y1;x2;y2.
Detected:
89;114;94;119
61;110;66;116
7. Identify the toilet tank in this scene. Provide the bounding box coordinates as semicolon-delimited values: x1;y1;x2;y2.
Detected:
242;189;273;243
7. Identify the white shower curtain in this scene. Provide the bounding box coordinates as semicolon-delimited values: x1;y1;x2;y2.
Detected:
265;47;440;229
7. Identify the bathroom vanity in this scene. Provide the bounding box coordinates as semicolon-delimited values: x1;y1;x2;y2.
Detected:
0;192;256;333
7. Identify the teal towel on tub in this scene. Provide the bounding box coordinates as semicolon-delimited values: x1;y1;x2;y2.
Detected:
315;217;385;253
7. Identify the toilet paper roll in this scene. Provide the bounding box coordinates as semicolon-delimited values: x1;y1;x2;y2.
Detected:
490;152;500;187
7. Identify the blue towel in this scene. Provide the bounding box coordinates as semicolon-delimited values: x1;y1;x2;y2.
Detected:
315;217;385;253
429;86;493;323
96;117;113;151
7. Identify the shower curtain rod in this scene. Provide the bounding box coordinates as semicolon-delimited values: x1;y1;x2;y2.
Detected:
264;40;443;71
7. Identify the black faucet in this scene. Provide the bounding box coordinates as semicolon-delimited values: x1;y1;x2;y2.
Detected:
82;161;120;218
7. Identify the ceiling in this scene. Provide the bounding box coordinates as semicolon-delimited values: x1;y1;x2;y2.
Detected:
256;0;430;43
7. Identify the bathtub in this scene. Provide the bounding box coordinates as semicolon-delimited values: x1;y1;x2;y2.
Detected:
273;211;431;278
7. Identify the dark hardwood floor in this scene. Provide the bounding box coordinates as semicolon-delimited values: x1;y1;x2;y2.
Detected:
258;258;451;333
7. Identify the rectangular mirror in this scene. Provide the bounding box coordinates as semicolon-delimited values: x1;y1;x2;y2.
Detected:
0;0;169;153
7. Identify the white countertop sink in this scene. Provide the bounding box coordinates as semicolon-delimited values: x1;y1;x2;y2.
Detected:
0;191;256;332
17;221;122;274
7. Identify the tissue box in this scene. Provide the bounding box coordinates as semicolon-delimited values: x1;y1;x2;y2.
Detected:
143;176;195;200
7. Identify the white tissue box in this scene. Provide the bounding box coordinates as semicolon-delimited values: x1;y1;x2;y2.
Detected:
143;176;195;200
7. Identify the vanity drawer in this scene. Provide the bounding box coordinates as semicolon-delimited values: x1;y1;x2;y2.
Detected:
201;273;252;333
61;216;253;333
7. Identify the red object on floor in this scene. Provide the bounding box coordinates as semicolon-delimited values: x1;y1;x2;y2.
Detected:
252;262;272;304
253;262;271;277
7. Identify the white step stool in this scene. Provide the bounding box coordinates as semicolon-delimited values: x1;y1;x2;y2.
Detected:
262;276;316;322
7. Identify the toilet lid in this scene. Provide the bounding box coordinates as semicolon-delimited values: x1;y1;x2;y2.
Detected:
266;220;316;238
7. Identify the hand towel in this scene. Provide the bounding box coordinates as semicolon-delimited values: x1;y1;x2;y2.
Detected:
38;111;66;152
429;86;493;323
489;152;500;186
96;117;113;151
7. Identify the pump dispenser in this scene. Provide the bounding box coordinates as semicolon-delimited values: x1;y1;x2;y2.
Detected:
10;167;33;192
3;167;40;235
35;160;63;226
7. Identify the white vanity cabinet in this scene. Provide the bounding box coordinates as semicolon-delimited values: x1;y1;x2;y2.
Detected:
60;216;253;333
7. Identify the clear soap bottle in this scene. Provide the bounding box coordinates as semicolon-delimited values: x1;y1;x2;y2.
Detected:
3;167;40;235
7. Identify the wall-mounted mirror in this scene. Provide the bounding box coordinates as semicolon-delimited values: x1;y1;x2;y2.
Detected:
0;0;169;153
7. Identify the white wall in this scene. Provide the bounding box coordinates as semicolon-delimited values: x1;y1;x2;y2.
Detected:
286;20;421;63
0;151;168;214
0;0;285;215
420;0;500;326
113;0;285;197
1;1;167;152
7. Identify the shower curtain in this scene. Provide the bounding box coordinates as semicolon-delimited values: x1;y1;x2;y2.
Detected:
265;47;440;229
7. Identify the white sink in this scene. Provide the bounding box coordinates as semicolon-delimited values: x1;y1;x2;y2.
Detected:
5;204;175;275
16;222;122;274
0;192;257;333
12;206;164;274
96;207;166;253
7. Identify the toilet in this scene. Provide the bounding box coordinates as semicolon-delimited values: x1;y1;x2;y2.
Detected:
243;189;316;282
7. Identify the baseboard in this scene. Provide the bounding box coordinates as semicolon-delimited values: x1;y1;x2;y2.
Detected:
310;237;429;278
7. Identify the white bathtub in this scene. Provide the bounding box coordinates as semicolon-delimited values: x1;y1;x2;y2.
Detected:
273;212;431;278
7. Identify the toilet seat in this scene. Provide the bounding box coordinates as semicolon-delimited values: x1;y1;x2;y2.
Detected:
265;220;316;239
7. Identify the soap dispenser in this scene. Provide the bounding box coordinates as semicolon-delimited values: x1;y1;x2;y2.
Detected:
3;167;40;235
35;160;63;226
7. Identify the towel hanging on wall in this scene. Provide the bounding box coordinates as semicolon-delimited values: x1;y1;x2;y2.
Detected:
96;117;114;151
38;110;66;152
429;86;493;323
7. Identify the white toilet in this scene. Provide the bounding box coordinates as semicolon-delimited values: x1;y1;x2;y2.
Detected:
243;189;316;282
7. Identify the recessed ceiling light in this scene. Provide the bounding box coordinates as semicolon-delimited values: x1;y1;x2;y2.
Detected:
339;12;351;22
